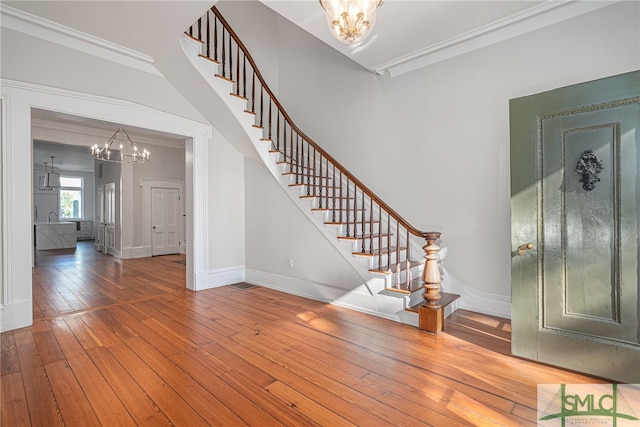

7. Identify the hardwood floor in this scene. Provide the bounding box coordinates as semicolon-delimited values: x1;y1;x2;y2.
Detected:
2;244;605;426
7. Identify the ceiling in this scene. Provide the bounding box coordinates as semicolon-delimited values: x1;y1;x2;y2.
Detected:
260;0;617;76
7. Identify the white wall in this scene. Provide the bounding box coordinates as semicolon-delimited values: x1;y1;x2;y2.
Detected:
245;157;364;288
220;1;640;298
208;128;245;270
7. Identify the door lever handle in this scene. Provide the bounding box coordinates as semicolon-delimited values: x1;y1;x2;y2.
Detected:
517;243;535;255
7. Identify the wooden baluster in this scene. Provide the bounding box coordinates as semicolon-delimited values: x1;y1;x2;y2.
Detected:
318;155;322;204
378;204;382;269
259;87;264;129
299;138;303;187
242;58;247;99
419;232;443;334
295;134;300;184
289;128;294;175
405;229;411;289
312;149;317;198
387;212;391;271
276;112;280;152
396;220;400;287
229;32;233;80
268;100;272;143
235;43;240;94
197;17;202;41
206;12;210;58
221;29;226;78
189;24;193;38
369;198;373;256
282;121;287;160
323;156;329;210
345;178;350;236
338;170;343;224
331;165;336;222
302;138;311;196
361;193;366;253
360;191;364;253
213;16;218;62
251;72;255;113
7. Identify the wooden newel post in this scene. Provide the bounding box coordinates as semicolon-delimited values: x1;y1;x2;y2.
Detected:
419;232;443;334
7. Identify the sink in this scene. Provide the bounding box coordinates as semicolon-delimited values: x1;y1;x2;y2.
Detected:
34;222;77;250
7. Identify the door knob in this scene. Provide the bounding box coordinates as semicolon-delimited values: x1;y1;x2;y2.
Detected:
517;243;534;255
152;226;156;229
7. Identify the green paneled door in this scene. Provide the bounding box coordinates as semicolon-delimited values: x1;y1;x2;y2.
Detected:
510;71;640;383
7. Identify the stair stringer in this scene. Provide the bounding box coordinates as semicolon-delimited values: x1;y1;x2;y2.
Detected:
181;34;424;326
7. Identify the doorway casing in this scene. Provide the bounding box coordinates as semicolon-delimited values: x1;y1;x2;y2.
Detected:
0;79;212;332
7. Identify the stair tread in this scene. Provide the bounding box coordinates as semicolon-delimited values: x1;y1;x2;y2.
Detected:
325;220;380;226
283;172;331;179
353;246;406;257
370;260;422;275
231;93;248;101
312;208;366;212
198;53;219;64
405;293;461;313
215;74;234;83
300;195;354;200
384;277;423;294
337;233;391;241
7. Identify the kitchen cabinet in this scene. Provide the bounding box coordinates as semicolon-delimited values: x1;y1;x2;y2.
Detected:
77;220;94;240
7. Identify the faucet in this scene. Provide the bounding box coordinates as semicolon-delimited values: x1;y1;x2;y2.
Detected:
48;211;58;223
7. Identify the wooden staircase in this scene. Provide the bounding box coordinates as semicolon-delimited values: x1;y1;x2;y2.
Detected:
183;7;459;332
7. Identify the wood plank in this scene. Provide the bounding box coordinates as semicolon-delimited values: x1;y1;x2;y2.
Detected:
106;342;212;427
15;340;62;426
266;381;356;427
1;331;20;375
117;336;247;426
86;346;172;426
44;359;100;425
1;372;31;426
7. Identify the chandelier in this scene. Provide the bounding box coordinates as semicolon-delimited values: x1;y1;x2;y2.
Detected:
91;128;149;164
319;0;383;45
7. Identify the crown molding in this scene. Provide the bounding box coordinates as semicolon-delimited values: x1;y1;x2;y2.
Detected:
373;0;621;78
0;4;162;77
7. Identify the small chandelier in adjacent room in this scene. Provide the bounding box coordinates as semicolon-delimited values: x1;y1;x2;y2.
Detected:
43;156;60;188
91;128;149;164
319;0;383;45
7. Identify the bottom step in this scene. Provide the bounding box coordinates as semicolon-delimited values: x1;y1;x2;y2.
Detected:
405;292;460;313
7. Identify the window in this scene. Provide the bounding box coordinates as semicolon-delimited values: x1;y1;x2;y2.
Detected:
59;176;83;219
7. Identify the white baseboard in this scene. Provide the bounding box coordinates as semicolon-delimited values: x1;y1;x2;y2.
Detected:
195;265;246;290
442;267;512;319
245;268;420;325
0;299;33;332
245;268;347;303
121;246;148;259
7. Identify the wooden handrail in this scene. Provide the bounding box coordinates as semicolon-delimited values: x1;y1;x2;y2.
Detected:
187;6;446;333
208;7;431;239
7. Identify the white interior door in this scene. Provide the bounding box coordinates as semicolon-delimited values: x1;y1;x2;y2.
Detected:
151;187;180;256
104;182;116;255
96;184;105;252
